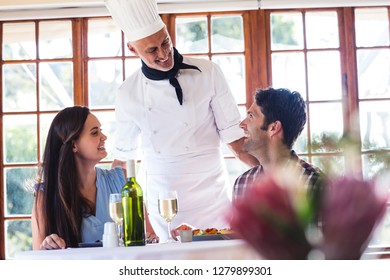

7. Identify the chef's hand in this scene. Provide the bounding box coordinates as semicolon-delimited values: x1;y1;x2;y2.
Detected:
111;159;126;169
171;223;195;241
40;233;66;250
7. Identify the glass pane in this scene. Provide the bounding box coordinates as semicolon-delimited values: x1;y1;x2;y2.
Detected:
293;124;308;154
189;55;209;60
39;113;57;160
212;55;245;104
88;59;123;109
39;62;74;110
357;49;390;99
225;158;249;198
307;51;342;101
124;40;136;57
93;111;116;161
310;102;343;153
211;15;244;53
97;162;112;169
271;12;303;50
271;52;306;99
238;105;246;120
125;58;142;78
39;20;72;59
360;101;390;150
311;155;345;176
3;63;37;112
5;167;36;216
6;220;32;259
175;16;208;54
88;18;122;57
362;153;390;180
306;11;339;49
370;206;390;246
355;8;390;47
2;22;36;60
221;142;233;157
3;115;38;164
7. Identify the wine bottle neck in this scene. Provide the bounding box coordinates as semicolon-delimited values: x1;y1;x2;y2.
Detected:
126;160;136;178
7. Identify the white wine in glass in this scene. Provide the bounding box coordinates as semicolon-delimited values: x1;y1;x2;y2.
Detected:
158;190;178;243
109;193;123;246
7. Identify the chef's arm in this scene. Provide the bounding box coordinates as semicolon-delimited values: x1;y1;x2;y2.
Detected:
227;137;259;168
145;206;159;242
112;159;125;168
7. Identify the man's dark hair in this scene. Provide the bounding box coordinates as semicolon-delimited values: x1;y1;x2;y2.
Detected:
255;87;306;149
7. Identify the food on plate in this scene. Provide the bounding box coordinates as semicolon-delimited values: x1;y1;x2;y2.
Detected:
193;228;233;236
218;229;234;235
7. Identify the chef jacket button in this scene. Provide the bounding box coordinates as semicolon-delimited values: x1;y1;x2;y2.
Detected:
185;146;189;151
148;107;152;111
156;150;161;154
153;130;157;134
183;122;188;127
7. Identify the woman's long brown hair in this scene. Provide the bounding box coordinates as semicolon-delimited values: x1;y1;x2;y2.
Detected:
35;106;93;247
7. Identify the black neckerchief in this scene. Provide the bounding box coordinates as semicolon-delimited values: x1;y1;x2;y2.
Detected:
141;47;201;105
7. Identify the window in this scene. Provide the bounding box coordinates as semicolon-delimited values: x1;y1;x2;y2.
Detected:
355;7;390;245
268;7;390;246
0;18;120;259
174;14;248;189
270;10;344;174
355;8;390;177
2;20;75;259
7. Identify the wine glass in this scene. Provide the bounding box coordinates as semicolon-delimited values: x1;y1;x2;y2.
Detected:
109;193;124;246
158;190;178;243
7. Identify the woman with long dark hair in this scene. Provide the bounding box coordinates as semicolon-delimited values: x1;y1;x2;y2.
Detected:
32;106;157;249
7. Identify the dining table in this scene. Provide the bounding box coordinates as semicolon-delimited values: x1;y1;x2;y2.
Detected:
14;239;390;261
14;239;262;260
9;240;390;280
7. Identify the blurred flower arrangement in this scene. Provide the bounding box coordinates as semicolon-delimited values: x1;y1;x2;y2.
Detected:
230;135;390;260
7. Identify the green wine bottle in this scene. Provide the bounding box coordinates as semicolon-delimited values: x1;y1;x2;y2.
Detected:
122;160;145;246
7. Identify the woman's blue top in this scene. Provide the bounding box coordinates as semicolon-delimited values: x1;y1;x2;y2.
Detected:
81;166;125;242
35;166;126;244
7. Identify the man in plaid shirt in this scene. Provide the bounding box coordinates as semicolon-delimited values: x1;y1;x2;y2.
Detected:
232;88;324;203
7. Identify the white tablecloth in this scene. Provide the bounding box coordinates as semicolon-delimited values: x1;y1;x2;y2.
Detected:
14;239;262;260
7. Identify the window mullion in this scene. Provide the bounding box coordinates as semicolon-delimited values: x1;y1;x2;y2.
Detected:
341;7;360;134
73;18;86;106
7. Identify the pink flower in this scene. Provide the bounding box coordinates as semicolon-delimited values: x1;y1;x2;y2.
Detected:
229;168;389;260
230;175;312;259
320;176;388;259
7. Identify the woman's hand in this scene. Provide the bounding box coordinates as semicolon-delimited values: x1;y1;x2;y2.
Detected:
146;232;159;244
40;234;66;250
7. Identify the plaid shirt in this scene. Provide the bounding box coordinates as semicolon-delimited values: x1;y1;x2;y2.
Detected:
232;150;324;202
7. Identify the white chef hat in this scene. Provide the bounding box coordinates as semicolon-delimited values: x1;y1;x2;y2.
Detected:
104;0;165;42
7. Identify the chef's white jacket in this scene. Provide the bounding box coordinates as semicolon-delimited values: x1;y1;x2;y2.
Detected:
114;56;244;239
